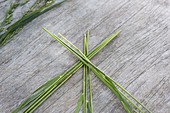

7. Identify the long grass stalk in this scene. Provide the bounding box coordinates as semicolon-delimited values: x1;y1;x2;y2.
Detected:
74;31;94;113
44;28;151;113
74;94;83;113
85;31;93;113
83;33;88;113
13;29;120;113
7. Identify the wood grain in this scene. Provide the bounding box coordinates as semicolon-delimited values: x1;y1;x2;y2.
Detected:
0;0;170;113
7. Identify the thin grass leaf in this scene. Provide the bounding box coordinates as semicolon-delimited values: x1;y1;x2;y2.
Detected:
75;31;93;113
83;33;88;113
75;94;83;113
85;31;93;113
23;73;72;113
75;31;117;113
12;74;62;113
59;33;85;57
12;91;43;113
87;101;92;113
33;74;62;93
13;28;120;113
105;76;151;113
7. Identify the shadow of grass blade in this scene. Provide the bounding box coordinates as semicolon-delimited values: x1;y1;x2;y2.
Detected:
0;0;65;47
13;28;120;113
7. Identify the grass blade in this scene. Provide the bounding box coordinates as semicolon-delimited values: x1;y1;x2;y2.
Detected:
23;73;72;113
105;76;151;113
85;31;93;113
83;33;88;113
74;94;83;113
87;101;92;113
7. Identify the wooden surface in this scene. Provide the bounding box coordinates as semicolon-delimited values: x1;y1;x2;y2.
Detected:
0;0;170;113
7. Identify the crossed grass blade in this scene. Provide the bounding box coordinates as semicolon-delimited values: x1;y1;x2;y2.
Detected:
86;31;93;113
84;31;93;113
74;31;94;113
13;28;120;113
44;28;151;113
83;33;88;113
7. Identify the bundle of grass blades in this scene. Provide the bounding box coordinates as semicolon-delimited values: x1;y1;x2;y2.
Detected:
13;28;152;113
13;30;120;113
0;0;65;47
74;31;94;113
43;28;152;113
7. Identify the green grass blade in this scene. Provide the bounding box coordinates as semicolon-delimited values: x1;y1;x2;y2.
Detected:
88;30;121;59
23;73;73;113
86;31;93;113
83;33;88;113
12;91;43;113
33;74;62;93
74;94;83;113
87;101;92;113
12;74;62;113
105;76;152;113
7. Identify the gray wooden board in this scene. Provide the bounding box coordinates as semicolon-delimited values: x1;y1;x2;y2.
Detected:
0;0;170;113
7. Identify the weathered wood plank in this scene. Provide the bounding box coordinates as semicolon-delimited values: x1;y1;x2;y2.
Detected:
0;0;170;113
